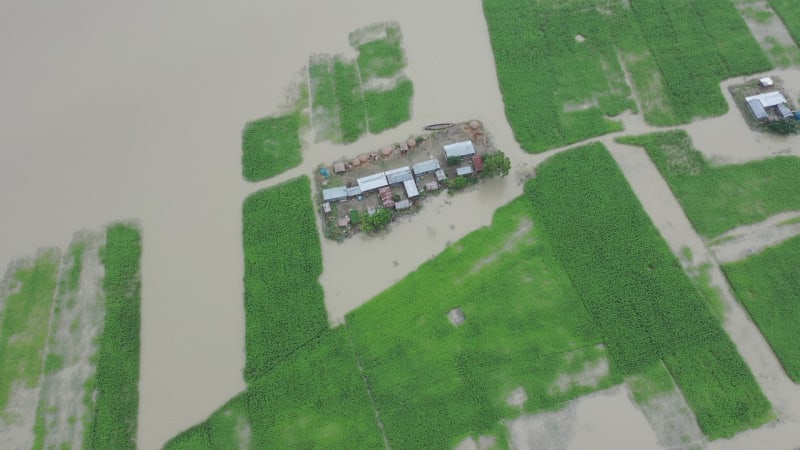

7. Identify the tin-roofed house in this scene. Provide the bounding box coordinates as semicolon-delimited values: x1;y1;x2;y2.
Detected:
322;186;348;202
357;172;389;193
412;159;441;176
443;141;476;159
384;166;413;185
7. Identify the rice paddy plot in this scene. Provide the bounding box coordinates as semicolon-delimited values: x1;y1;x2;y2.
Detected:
617;130;800;238
525;143;771;439
346;198;616;449
241;113;305;182
722;235;800;382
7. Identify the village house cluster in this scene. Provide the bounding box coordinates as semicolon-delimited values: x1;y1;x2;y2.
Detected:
744;77;797;122
321;140;483;227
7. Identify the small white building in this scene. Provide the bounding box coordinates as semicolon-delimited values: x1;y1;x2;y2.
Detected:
759;77;774;87
322;186;348;202
746;91;787;108
456;166;474;176
444;141;476;159
403;179;419;198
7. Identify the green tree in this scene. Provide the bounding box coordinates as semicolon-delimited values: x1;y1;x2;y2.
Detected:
483;151;511;177
361;208;392;232
766;118;798;135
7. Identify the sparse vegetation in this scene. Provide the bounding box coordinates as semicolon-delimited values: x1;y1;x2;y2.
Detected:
86;223;142;450
242;113;305;182
526;143;771;439
618;130;800;237
242;177;327;383
0;251;59;409
722;235;800;382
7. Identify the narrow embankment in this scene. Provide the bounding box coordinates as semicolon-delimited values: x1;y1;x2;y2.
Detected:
710;211;800;263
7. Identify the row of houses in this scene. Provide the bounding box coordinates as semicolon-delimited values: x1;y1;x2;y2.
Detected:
323;140;481;199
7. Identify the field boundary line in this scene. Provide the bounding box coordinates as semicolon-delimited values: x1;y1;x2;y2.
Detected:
344;324;390;450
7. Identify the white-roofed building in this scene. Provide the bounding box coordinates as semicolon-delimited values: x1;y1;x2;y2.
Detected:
746;91;787;108
456;166;474;176
395;199;411;210
345;186;362;197
403;179;419;198
357;172;389;192
322;186;348;202
759;77;774;87
443;141;476;159
412;159;441;176
385;166;413;185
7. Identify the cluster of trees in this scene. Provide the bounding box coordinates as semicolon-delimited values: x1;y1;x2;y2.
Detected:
360;208;392;233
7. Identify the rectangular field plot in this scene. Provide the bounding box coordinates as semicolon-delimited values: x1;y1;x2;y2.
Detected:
723;235;800;382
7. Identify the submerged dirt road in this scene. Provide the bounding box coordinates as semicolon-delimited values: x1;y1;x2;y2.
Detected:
2;1;800;448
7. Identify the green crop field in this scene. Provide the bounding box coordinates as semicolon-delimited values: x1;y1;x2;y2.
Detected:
618;130;800;237
364;78;413;134
0;250;59;410
526;143;771;438
242;177;327;383
346;197;614;448
333;58;368;143
769;0;800;46
241;113;305;182
483;0;770;151
723;235;800;382
353;23;406;81
86;223;142;450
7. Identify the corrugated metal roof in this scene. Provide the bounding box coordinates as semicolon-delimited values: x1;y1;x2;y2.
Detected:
384;166;413;184
435;169;446;181
456;166;474;176
443;141;476;158
777;103;793;118
412;159;441;175
345;186;362;197
322;186;348;202
747;100;767;120
395;199;411;210
403;179;419;198
746;91;787;107
357;172;389;192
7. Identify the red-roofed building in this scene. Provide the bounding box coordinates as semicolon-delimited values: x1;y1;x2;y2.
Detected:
472;154;484;172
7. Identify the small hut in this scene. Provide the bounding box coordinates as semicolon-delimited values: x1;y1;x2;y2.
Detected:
333;162;346;174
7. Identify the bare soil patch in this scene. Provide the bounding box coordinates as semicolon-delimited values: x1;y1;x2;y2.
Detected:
710;211;800;263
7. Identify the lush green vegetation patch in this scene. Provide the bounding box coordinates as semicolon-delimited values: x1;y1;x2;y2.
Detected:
525;143;771;438
242;176;327;383
722;235;800;382
347;198;612;449
618;130;800;237
86;223;142;450
163;394;248;450
246;329;384;449
483;0;770;150
363;78;413;134
333;58;368;143
769;0;800;46
0;251;59;409
242;113;305;182
354;23;406;80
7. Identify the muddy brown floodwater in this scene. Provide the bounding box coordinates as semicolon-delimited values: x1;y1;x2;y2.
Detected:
3;1;800;449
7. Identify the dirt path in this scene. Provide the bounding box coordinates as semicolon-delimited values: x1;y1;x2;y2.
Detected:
709;211;800;264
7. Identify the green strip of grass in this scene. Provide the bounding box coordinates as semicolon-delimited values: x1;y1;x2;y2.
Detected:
347;198;611;449
242;177;327;383
333;58;368;143
242;113;304;182
86;223;142;450
769;0;800;46
617;130;800;237
525;143;771;439
0;250;59;409
722;235;800;382
363;78;413;134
